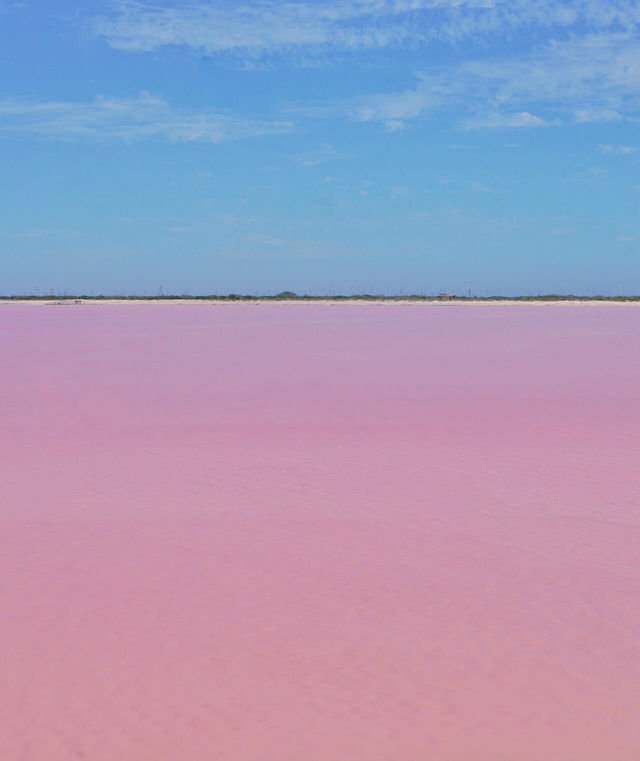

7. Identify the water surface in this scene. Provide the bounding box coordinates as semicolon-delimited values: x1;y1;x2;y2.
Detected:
2;304;639;760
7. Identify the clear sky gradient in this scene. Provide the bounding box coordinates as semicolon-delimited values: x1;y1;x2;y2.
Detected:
1;1;639;295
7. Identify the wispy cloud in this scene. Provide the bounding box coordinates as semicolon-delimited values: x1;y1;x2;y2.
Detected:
1;227;83;240
470;181;506;193
462;111;550;130
318;31;640;130
598;144;638;154
291;144;353;166
0;93;292;142
93;1;640;59
94;0;424;56
86;3;640;136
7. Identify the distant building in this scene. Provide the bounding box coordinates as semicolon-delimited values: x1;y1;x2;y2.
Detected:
436;293;455;301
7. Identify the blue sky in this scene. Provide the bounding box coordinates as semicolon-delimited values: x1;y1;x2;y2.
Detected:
1;0;639;295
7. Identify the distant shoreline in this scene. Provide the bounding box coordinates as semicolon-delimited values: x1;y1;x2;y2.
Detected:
2;295;640;306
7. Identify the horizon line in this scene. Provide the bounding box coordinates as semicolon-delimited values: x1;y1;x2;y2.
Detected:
3;293;640;303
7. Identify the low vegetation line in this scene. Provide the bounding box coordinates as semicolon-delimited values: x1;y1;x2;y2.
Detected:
2;293;640;303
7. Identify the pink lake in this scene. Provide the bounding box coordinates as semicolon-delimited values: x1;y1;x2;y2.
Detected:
1;303;639;760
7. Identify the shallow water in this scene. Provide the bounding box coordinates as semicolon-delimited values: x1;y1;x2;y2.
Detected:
2;304;639;760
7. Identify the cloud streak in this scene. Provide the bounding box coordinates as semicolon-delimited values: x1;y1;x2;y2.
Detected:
94;0;640;58
86;2;640;135
6;4;640;142
291;144;353;166
325;32;640;130
599;144;638;155
94;0;420;56
0;93;292;142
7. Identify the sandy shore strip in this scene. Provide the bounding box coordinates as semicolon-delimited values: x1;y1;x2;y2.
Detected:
2;298;640;306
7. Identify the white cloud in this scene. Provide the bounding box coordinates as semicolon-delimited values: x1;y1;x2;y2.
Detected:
574;107;622;123
292;144;352;166
321;31;640;130
83;2;640;136
93;1;640;58
462;111;549;130
352;82;439;129
8;4;639;144
0;93;292;142
470;181;506;193
598;144;638;154
1;228;83;239
94;0;424;56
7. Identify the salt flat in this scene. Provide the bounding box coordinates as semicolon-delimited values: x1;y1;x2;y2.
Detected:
1;304;639;760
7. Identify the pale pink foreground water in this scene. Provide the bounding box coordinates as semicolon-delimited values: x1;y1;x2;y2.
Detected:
2;304;639;760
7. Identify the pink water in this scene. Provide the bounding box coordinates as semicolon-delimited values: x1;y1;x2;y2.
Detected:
1;304;639;760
